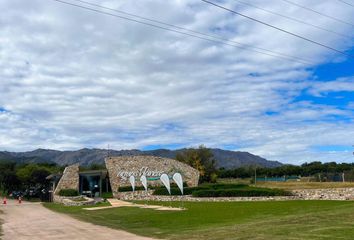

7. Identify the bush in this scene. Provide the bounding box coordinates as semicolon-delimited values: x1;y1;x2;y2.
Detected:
192;188;292;198
152;184;249;196
200;183;248;190
58;189;79;197
118;182;190;193
152;187;197;196
101;192;113;199
118;186;147;192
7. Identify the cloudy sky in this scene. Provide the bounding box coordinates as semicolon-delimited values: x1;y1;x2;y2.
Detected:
0;0;353;164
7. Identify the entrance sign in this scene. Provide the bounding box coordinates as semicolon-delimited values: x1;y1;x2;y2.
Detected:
129;176;135;192
160;174;171;195
118;167;164;180
173;173;183;195
105;156;199;198
140;175;148;191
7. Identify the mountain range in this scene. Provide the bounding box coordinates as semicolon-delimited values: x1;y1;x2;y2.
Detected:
0;148;282;169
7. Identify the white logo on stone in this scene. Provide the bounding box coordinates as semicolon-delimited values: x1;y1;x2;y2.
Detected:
117;167;164;180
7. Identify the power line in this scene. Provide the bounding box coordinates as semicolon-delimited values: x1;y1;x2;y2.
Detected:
338;0;354;8
50;0;314;64
201;0;352;58
281;0;354;28
70;0;313;64
233;0;352;40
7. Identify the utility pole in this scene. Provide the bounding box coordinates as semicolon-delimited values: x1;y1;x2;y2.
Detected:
107;144;110;159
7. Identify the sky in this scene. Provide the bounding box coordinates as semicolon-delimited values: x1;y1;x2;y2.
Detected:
0;0;353;164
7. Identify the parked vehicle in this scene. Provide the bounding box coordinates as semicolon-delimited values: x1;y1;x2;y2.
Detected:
10;191;23;199
24;187;41;198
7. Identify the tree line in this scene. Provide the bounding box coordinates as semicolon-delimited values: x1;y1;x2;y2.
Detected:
218;161;354;181
0;161;62;195
1;146;353;196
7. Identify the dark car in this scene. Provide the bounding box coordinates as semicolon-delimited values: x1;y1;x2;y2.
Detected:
24;187;40;198
10;191;23;199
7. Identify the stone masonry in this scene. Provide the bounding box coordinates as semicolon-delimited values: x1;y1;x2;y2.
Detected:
117;188;354;202
105;156;200;198
292;188;354;200
54;163;80;195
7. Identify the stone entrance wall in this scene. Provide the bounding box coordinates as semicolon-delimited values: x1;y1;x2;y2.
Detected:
54;164;79;195
105;156;200;198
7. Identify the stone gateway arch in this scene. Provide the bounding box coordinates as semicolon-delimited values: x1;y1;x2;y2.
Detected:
50;156;200;201
105;156;200;198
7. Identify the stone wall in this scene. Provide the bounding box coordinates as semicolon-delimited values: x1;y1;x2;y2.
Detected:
293;188;354;200
105;156;200;198
116;188;354;202
53;195;95;206
118;191;299;202
54;164;79;195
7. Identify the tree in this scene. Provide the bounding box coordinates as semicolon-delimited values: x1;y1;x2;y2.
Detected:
176;145;217;183
16;164;52;188
0;161;21;194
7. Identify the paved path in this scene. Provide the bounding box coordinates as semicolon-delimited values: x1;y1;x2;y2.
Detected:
0;200;154;240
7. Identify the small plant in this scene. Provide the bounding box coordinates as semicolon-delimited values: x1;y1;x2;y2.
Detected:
58;189;79;197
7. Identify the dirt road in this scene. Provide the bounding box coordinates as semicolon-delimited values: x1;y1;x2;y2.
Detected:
0;200;154;240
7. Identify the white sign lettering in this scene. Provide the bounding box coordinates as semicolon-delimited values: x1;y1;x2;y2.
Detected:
117;167;164;180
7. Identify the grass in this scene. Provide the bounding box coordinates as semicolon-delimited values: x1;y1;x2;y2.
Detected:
218;178;354;190
44;200;354;239
254;181;354;190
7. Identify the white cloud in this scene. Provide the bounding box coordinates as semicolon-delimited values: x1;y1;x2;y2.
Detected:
0;0;353;164
308;77;354;97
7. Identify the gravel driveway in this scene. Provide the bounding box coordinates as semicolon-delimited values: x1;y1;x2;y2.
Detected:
0;200;154;240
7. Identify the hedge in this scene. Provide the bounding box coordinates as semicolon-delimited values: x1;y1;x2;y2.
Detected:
152;187;197;196
192;188;292;198
199;183;248;190
58;189;79;197
118;186;147;192
118;182;189;193
152;184;248;196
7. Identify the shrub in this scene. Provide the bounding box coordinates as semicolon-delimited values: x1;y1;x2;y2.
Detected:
152;187;197;196
118;186;147;192
152;184;249;196
58;189;79;197
200;183;248;190
101;192;113;199
192;188;292;198
118;182;189;193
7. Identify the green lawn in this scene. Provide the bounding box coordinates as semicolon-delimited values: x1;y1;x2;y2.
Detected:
44;200;354;240
254;181;354;190
218;178;354;190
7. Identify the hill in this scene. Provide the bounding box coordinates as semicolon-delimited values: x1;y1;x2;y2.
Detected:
0;148;282;169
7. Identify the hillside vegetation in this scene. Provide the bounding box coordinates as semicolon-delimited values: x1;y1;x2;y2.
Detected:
0;147;281;169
